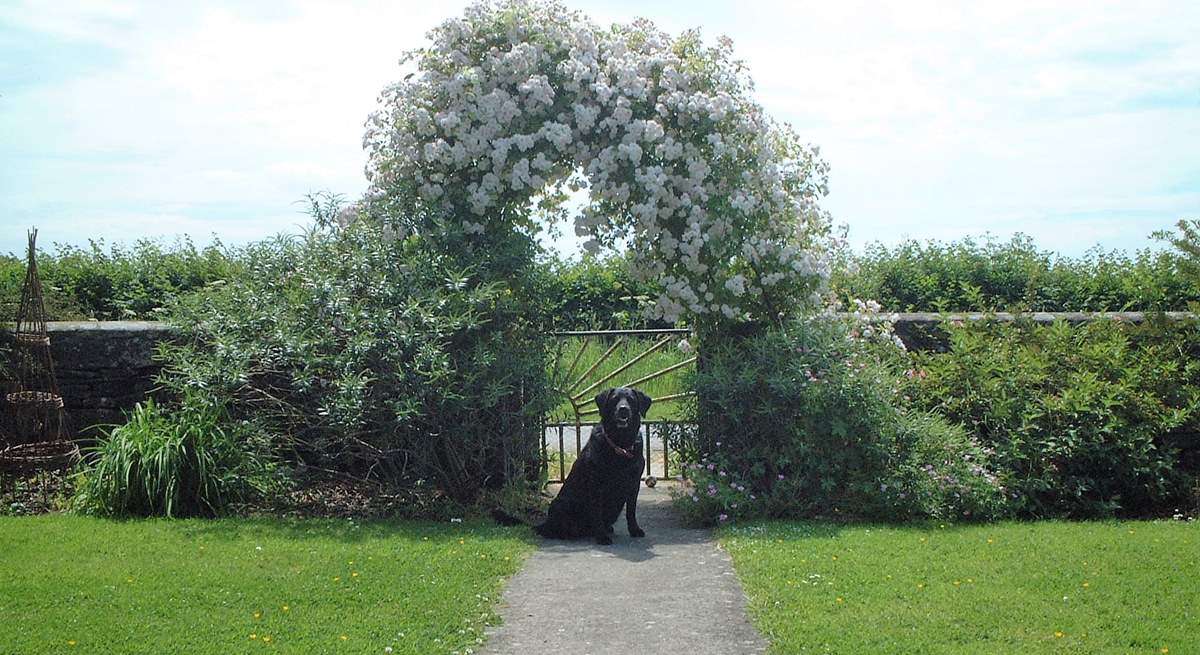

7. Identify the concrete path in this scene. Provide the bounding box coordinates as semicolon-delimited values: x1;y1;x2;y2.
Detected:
482;485;769;654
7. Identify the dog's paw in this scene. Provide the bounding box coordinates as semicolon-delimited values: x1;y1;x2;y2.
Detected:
629;527;646;538
596;535;614;545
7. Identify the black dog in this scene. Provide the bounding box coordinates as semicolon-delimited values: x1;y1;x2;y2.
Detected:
494;387;652;544
538;387;651;544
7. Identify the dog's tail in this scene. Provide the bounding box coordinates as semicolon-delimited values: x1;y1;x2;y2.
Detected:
490;508;527;527
491;508;550;537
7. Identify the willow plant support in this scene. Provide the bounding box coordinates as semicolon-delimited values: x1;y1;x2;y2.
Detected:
0;228;78;478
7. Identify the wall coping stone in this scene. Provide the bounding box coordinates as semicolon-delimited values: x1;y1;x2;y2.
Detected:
7;312;1191;335
881;311;1194;323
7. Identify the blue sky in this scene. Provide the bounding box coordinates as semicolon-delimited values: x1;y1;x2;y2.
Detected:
1;0;1198;258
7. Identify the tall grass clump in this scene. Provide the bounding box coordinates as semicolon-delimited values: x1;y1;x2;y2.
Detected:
72;397;277;517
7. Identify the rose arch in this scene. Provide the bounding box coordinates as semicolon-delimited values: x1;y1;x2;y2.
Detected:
363;0;835;326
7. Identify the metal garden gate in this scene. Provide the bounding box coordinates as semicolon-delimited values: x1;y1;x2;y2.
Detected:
541;328;696;484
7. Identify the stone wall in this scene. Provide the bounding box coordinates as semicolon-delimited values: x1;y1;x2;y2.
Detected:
2;313;1191;438
3;322;173;438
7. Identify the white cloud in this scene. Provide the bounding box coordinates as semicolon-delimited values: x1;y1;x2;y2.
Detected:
1;0;1197;258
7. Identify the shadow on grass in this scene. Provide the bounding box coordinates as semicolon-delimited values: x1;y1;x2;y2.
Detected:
99;514;538;548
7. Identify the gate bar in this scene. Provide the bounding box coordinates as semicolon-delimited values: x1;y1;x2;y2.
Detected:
561;335;592;385
571;335;672;402
644;424;652;477
662;421;670;479
569;338;625;392
557;424;565;482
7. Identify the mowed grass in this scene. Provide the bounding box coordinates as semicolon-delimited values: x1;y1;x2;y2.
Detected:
722;520;1200;654
0;515;534;654
549;335;693;422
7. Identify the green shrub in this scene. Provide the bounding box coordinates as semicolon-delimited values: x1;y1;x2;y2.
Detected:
908;317;1199;517
72;397;277;517
1154;218;1200;294
153;196;555;506
831;233;1197;312
887;411;1010;521
533;253;664;330
672;313;1007;524
0;236;242;321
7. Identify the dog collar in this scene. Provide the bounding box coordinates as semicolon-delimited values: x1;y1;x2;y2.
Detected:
605;432;636;459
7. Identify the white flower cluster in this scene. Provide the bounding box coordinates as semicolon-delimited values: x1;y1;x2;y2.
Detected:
364;0;834;323
845;297;907;351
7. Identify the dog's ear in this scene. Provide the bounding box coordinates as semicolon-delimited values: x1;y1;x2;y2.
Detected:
594;389;613;415
635;389;652;417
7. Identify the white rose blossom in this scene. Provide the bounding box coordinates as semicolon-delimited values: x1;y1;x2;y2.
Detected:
364;0;834;324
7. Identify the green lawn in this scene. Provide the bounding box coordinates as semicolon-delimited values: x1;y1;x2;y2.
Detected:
0;515;533;654
722;520;1199;654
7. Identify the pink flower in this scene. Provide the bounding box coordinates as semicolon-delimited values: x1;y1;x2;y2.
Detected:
718;513;729;522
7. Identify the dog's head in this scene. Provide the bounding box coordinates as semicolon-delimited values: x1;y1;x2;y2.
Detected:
595;387;652;434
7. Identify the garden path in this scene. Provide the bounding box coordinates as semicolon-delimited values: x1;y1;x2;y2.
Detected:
481;484;768;654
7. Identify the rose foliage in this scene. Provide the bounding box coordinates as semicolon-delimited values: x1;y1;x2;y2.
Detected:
671;304;1011;525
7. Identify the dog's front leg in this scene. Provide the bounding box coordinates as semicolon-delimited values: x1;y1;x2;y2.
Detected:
590;481;612;545
625;485;645;538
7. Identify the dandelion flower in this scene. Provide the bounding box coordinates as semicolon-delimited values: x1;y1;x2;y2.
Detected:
282;605;289;612
263;635;272;643
340;635;349;641
250;634;258;640
67;641;77;647
352;572;359;578
1055;631;1065;638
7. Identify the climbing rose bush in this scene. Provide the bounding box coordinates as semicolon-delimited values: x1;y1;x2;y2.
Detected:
365;0;837;324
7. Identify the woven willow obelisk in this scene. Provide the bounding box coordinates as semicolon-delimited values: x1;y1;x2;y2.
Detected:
0;229;78;474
